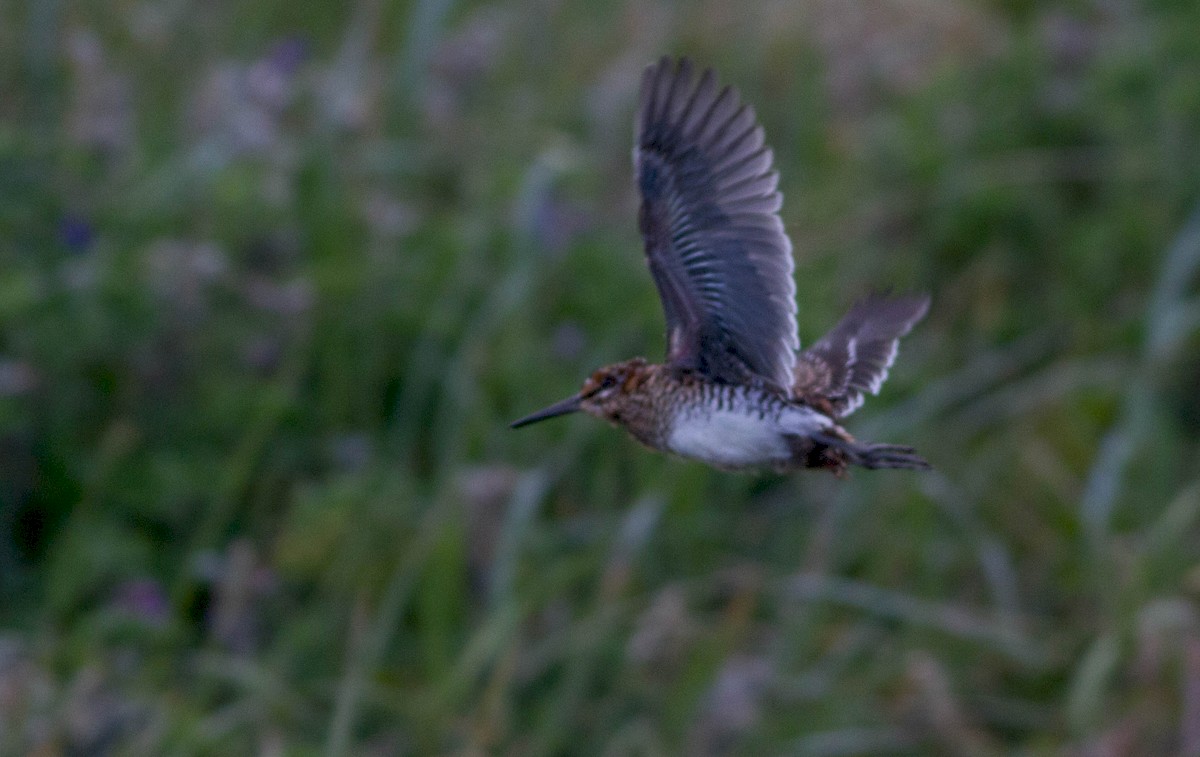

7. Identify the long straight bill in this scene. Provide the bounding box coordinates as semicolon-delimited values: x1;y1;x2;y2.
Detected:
510;394;583;428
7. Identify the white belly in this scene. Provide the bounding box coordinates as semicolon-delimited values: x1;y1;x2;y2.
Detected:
666;406;830;469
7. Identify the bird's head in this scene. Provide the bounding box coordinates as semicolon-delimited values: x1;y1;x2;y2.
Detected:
510;358;650;429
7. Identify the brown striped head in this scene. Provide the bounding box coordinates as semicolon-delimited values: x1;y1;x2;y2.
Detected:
510;358;650;429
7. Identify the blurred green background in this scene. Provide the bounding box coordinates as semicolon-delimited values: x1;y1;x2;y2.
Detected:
3;0;1200;753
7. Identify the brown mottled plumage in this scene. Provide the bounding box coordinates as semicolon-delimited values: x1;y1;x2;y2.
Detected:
511;58;930;475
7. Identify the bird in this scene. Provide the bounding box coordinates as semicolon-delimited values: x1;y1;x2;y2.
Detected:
511;58;930;475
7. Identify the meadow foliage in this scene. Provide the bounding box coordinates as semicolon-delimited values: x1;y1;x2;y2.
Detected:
3;0;1200;753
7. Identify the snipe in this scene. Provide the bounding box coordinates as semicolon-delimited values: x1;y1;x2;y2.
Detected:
512;58;930;475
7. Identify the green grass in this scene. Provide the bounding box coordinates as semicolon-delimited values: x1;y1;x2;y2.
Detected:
3;0;1200;753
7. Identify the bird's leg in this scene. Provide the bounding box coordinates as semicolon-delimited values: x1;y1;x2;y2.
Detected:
809;431;931;471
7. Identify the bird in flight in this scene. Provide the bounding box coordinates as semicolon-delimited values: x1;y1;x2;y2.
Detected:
512;58;930;475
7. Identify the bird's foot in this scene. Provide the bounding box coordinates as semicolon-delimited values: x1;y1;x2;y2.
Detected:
812;432;931;471
852;442;931;470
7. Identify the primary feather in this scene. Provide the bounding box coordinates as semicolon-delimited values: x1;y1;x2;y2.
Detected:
634;57;799;390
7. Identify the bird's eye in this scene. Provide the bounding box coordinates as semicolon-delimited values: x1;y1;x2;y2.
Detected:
600;376;618;390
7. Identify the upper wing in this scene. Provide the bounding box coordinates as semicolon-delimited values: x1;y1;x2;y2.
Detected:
635;58;798;389
793;293;929;417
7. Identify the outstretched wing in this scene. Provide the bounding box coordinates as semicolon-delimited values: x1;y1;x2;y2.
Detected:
635;57;798;389
793;293;929;417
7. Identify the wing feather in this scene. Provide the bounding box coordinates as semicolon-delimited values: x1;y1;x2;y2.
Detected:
793;293;929;416
634;58;799;388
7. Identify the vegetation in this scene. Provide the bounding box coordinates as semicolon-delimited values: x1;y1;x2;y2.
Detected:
3;0;1200;753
